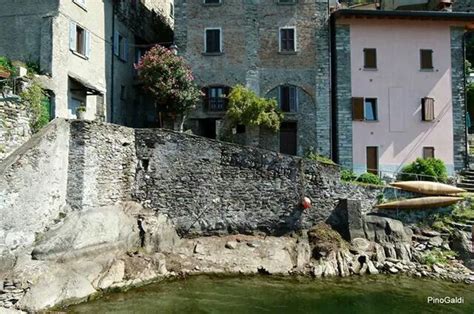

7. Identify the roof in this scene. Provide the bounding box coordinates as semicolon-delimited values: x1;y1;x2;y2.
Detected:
332;9;474;22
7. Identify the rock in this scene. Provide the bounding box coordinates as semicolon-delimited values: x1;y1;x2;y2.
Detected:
225;241;237;250
395;243;412;262
428;236;443;247
31;204;140;260
364;215;412;243
383;244;397;259
193;242;205;254
451;230;474;270
432;264;446;274
336;251;350;277
322;262;337;277
442;243;451;251
247;241;259;248
412;235;431;242
350;238;372;253
312;265;323;278
373;243;386;263
367;260;378;275
389;267;399;274
94;259;125;290
139;213;181;253
422;230;441;237
295;240;311;270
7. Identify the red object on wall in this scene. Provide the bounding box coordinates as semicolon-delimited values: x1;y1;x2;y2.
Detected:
302;197;311;209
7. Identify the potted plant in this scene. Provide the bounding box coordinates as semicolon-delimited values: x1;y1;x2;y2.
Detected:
76;104;86;120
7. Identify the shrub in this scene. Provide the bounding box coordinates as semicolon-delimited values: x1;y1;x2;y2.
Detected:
356;172;384;186
0;56;15;75
398;158;448;183
20;80;49;133
305;148;335;165
341;169;357;182
421;249;457;266
227;84;283;132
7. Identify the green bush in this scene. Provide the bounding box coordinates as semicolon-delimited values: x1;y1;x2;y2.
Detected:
20;80;49;133
356;172;384;186
0;56;15;75
305;148;335;165
398;158;448;183
341;169;357;182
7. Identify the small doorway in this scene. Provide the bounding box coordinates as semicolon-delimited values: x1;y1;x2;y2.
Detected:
366;146;379;175
280;122;297;155
199;118;217;139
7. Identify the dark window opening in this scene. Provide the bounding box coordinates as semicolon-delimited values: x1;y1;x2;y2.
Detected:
205;29;221;53
236;124;246;134
364;98;377;121
280;28;295;52
280;122;297;155
364;48;377;69
420;49;433;70
199;119;217;139
76;26;85;55
423;147;435;159
202;86;229;111
204;0;221;3
279;86;297;112
141;159;149;171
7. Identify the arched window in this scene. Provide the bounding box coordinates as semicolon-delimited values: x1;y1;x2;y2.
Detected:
278;85;298;113
202;85;230;112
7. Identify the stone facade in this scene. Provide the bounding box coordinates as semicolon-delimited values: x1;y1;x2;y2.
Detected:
175;0;331;157
453;0;474;12
0;0;173;125
0;97;32;161
451;26;468;170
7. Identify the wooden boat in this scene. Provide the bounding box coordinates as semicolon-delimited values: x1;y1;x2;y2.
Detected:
376;196;463;209
390;181;466;196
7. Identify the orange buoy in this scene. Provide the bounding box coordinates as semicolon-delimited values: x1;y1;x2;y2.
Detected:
302;197;312;209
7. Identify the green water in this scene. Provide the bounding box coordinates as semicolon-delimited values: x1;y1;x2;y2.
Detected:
67;275;474;314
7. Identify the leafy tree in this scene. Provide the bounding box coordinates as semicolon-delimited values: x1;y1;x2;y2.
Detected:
135;45;201;131
398;158;448;183
20;80;49;133
226;84;283;132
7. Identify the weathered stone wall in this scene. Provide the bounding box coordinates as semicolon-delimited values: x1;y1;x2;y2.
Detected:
453;0;474;12
0;97;32;161
134;128;380;237
66;121;137;210
0;119;70;271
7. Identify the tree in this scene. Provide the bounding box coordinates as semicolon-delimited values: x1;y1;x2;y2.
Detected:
226;84;283;132
135;45;201;131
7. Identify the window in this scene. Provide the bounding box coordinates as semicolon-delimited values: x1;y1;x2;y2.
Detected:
170;3;174;17
204;0;221;4
279;85;297;112
366;147;379;175
423;147;435;159
420;49;433;70
205;28;221;53
114;32;128;61
73;0;86;9
279;28;296;52
352;97;377;121
203;86;229;111
278;0;297;4
421;97;435;121
69;22;90;58
236;124;246;134
364;48;377;69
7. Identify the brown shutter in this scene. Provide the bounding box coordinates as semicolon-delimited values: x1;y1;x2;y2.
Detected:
366;147;379;175
364;49;377;69
423;147;435;159
202;87;209;110
422;97;435;121
420;50;433;69
352;97;364;120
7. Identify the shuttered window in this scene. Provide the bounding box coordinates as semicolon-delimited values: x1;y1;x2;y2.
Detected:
205;29;221;53
114;32;128;62
279;85;297;112
364;48;377;69
420;49;433;70
423;147;435;159
69;22;91;58
280;28;296;52
352;97;364;120
421;97;435;121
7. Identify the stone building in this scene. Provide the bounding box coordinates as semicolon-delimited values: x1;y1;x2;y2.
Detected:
175;0;332;157
0;0;173;125
332;9;473;176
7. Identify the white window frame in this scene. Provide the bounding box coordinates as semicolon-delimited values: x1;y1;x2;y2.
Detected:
73;0;87;10
69;21;91;59
204;27;222;54
278;26;297;53
363;97;378;121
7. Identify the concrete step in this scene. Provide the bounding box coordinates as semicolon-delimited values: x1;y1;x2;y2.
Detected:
448;221;473;232
456;182;474;190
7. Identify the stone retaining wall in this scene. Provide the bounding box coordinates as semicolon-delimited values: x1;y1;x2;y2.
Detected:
0;97;32;161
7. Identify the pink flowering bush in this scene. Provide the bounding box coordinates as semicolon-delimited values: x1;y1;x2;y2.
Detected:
135;45;201;130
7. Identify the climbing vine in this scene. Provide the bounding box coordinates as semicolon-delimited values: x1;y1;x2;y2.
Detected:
20;80;49;133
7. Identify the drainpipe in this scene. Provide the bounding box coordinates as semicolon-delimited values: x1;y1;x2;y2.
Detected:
110;1;115;123
463;30;470;169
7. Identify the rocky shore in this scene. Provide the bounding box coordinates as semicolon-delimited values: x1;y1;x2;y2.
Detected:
0;202;472;312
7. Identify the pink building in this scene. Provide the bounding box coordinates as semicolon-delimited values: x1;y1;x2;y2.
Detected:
332;10;474;177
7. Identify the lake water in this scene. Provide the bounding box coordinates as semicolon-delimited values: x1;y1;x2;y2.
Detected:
67;275;474;314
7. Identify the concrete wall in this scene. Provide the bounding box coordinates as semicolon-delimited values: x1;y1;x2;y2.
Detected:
337;18;467;175
0;97;32;161
175;0;331;156
0;119;70;269
134;128;379;237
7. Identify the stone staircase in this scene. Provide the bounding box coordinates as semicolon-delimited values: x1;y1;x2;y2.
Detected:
457;135;474;192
